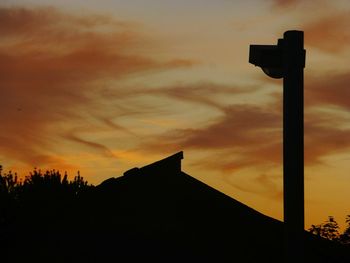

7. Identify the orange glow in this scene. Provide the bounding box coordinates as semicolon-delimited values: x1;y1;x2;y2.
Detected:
1;2;350;231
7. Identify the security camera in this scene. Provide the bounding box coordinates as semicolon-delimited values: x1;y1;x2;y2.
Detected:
249;39;284;79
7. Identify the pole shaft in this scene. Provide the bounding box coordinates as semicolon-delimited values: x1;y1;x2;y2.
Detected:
283;31;304;263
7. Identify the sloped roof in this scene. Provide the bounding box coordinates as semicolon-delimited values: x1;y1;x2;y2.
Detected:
6;152;350;262
95;152;349;263
123;151;183;177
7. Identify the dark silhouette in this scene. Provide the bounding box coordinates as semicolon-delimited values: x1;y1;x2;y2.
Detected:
309;216;350;245
341;216;350;245
250;30;305;263
0;166;92;263
1;153;349;262
309;216;341;241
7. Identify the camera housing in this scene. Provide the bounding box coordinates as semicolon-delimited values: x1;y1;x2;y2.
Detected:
249;39;284;79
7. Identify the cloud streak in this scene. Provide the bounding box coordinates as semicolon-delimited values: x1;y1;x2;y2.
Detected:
304;10;350;53
0;6;192;168
64;133;116;158
134;82;260;110
2;4;350;196
306;73;350;110
271;0;302;8
142;71;350;173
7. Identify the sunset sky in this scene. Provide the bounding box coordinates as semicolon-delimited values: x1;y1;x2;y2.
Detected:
1;0;350;230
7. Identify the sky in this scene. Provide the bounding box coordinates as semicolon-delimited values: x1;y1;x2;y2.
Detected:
1;0;350;230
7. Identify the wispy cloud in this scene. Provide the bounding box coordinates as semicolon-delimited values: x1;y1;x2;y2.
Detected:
269;0;350;54
141;103;282;169
2;4;350;196
142;72;350;171
304;11;350;53
137;82;259;110
64;132;116;158
270;0;302;8
306;73;350;110
0;6;193;168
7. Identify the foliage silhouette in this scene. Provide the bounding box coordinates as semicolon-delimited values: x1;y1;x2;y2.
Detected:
0;166;92;231
340;215;350;245
0;166;20;230
309;215;350;246
1;155;350;263
0;165;93;263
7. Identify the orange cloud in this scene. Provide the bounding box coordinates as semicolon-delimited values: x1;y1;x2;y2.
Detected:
141;103;282;169
64;133;116;159
137;82;259;110
180;105;281;150
306;73;350;109
0;6;193;168
304;111;350;164
141;72;350;174
0;6;56;36
304;11;350;53
271;0;301;8
265;0;350;53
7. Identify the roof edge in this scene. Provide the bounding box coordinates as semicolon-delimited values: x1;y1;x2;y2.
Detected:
123;151;184;177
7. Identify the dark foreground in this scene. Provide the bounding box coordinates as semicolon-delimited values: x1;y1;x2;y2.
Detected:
1;152;349;262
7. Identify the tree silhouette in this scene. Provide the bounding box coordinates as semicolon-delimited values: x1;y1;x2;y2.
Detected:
0;165;22;195
322;216;340;241
0;166;92;230
309;216;340;241
339;215;350;245
0;166;21;228
1;161;350;262
309;215;350;246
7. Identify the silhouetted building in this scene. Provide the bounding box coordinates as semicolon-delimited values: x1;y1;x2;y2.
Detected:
124;151;183;176
3;152;349;263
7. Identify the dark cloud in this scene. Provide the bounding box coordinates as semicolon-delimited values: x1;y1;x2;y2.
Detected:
306;73;350;110
272;0;300;7
0;6;193;168
270;0;330;10
180;105;281;150
143;77;350;172
224;173;282;200
304;10;350;53
304;111;350;165
138;82;259;110
271;2;350;53
0;6;56;36
2;5;350;194
92;81;260;119
142;103;282;169
64;133;116;158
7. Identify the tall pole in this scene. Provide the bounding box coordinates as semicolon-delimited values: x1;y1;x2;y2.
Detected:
249;30;305;263
283;30;304;263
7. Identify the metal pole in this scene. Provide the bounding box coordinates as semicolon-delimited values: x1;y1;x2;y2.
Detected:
283;30;305;263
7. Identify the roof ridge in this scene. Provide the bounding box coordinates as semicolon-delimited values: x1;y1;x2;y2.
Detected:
123;151;183;177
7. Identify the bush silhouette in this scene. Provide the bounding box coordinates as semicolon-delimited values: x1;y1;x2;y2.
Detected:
309;215;350;245
0;166;92;230
339;215;350;245
1;163;349;263
0;166;21;228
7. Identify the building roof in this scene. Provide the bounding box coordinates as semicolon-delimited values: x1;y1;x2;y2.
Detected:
123;151;183;177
